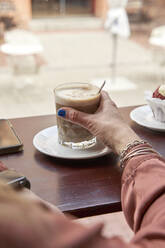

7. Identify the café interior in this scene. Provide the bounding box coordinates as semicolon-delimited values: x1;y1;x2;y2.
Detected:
0;0;165;244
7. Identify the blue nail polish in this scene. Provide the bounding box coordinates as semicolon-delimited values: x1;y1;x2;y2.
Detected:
58;109;66;117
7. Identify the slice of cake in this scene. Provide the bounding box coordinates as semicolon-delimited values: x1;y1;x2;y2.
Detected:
153;85;165;100
146;85;165;122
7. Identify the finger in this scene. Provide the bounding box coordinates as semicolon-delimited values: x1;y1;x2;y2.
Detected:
97;91;117;113
101;91;116;105
57;107;91;128
101;90;109;99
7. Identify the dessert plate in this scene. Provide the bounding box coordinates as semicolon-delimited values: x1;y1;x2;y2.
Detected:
130;105;165;132
33;126;111;160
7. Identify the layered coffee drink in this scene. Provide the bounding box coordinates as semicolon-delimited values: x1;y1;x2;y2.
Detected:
54;83;100;149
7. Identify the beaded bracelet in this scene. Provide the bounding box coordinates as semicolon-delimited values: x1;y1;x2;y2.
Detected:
119;140;159;169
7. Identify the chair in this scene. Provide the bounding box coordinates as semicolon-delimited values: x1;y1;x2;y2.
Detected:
0;29;43;88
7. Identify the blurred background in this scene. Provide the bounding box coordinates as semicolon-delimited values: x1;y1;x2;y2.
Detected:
0;0;165;241
0;0;165;118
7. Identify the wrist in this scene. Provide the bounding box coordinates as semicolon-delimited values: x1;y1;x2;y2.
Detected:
109;125;141;155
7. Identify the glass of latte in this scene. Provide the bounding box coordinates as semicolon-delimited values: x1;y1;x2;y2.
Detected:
54;82;101;149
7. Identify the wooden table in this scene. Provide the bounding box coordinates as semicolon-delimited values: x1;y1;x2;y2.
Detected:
1;106;165;218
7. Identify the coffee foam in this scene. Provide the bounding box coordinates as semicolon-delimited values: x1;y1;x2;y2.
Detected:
55;83;100;106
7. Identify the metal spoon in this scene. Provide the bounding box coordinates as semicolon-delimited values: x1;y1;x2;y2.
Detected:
98;80;106;94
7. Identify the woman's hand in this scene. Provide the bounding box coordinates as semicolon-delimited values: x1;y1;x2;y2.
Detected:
57;91;141;155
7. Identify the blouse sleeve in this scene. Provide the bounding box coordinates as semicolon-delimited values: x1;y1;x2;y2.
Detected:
120;144;165;247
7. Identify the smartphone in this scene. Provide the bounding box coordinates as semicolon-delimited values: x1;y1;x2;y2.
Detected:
0;119;23;155
0;170;31;190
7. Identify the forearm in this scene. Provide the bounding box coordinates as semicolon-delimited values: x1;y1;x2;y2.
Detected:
18;188;63;214
106;124;141;155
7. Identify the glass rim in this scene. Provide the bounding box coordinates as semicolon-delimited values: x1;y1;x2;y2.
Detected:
53;82;99;93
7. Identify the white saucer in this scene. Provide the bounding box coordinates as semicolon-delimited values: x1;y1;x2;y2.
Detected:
130;105;165;132
33;126;111;160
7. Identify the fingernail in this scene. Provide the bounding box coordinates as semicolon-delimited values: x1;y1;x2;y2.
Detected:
57;109;66;117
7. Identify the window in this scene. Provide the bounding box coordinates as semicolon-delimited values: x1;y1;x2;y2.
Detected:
32;0;93;17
